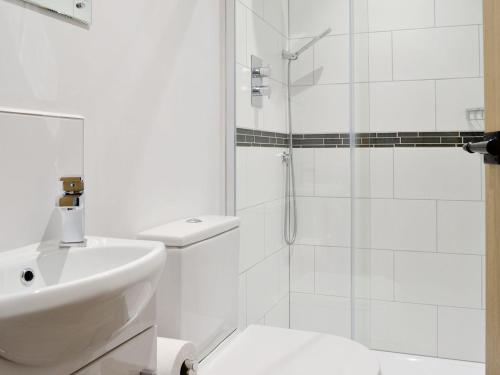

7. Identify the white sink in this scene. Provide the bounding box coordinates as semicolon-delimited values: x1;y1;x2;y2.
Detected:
0;237;166;369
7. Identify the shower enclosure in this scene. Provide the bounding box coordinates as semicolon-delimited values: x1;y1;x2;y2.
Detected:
229;0;485;365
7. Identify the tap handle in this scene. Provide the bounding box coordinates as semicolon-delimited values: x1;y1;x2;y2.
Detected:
60;176;84;193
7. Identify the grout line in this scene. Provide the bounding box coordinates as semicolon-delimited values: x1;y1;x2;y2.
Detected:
391;31;394;81
478;25;482;77
434;80;437;131
288;23;483;39
392;147;395;198
290;290;484;311
392;250;396;301
433;0;437;27
436;304;439;355
435;200;439;252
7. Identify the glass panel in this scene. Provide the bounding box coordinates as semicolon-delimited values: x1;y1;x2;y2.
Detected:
351;0;371;346
232;0;485;370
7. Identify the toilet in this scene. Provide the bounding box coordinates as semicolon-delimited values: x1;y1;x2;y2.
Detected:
139;215;380;375
138;215;241;360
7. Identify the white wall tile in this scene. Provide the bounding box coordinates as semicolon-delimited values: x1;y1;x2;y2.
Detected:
438;307;485;362
355;148;395;198
480;26;484;77
435;0;483;27
354;33;370;83
315;246;351;297
315;35;350;84
236;146;249;210
352;249;372;299
353;0;369;34
352;198;372;249
247;147;285;205
370;148;395;198
371;250;395;300
289;0;349;38
370;81;436;132
263;0;288;36
247;12;287;83
293;148;315;196
437;201;485;255
315;148;351;197
482;256;486;309
354;83;371;133
369;32;393;82
246;248;289;323
371;199;436;252
394;148;483;200
265;199;286;255
368;0;435;32
289;38;315;86
371;300;438;356
395;252;482;307
296;197;351;247
291;84;350;133
290;293;351;338
263;79;287;133
436;78;484;131
265;295;290;328
238;204;266;272
393;26;480;80
238;274;247;329
290;245;315;293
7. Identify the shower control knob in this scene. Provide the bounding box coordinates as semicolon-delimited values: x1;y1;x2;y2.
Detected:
252;65;272;78
252;85;271;98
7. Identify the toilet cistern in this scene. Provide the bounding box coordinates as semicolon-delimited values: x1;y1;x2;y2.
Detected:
58;176;86;247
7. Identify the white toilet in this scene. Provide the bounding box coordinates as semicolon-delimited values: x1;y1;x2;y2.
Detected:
138;215;240;360
139;215;380;375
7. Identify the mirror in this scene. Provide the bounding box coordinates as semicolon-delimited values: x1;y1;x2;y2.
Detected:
23;0;92;25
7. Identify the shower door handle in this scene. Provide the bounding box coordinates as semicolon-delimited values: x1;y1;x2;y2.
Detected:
463;131;500;164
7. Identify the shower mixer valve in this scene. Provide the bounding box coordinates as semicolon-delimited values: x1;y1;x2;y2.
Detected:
251;55;272;108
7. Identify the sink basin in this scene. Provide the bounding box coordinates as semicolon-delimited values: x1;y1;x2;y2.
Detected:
0;237;166;368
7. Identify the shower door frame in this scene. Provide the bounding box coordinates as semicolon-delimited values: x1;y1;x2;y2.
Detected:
224;0;236;217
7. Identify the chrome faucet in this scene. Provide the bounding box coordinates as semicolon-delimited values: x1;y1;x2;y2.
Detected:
58;177;86;247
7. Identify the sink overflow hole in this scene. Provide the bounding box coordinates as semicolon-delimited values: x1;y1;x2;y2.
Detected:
21;268;35;286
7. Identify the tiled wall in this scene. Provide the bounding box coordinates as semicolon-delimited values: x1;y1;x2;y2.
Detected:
235;0;290;329
235;0;486;363
288;0;486;363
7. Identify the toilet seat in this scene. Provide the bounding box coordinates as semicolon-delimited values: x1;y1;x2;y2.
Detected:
200;325;380;375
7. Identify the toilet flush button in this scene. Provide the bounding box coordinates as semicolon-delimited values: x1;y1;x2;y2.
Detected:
186;218;203;224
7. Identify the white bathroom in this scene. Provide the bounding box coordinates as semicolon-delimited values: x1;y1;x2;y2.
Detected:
0;0;497;374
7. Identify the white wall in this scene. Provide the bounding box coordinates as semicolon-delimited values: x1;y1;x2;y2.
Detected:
0;0;226;240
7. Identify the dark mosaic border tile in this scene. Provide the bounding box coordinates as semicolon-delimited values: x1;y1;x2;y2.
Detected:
236;128;485;148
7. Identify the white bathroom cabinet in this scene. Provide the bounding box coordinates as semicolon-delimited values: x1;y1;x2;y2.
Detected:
74;327;157;375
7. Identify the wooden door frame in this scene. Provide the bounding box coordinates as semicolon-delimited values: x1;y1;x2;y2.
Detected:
484;1;500;374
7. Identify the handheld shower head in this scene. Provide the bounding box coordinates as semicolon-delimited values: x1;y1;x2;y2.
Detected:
282;28;332;60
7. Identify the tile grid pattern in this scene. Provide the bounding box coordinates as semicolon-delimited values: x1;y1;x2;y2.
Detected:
236;127;484;148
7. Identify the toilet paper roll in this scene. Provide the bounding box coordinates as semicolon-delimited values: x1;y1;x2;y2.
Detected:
157;337;198;375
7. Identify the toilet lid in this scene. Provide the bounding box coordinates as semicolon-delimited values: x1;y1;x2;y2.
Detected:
200;325;380;375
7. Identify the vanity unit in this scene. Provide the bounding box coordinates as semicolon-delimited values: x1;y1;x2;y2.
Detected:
0;237;166;375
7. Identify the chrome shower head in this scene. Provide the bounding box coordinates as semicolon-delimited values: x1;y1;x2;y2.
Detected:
282;28;332;60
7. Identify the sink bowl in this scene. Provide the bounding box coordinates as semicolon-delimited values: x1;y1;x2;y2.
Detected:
0;237;166;368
